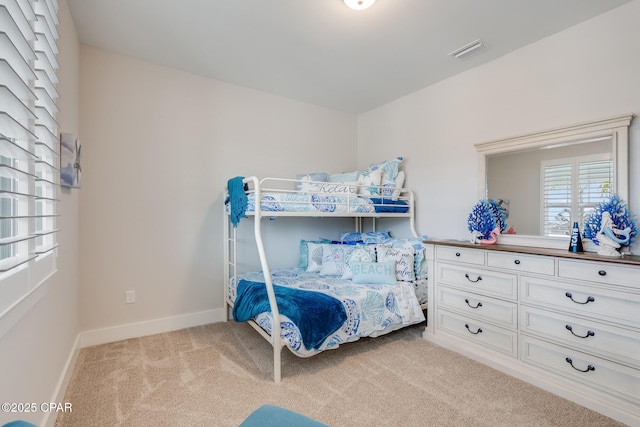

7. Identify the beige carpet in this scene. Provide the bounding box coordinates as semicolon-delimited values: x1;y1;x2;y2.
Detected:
55;321;625;427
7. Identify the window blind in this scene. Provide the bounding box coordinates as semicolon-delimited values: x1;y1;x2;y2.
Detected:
542;163;572;236
0;0;59;306
578;159;613;223
542;155;612;236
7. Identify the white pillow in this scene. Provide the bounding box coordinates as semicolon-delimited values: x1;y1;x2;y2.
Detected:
357;169;383;196
320;244;347;276
306;242;325;273
380;170;405;200
377;247;416;282
388;237;428;280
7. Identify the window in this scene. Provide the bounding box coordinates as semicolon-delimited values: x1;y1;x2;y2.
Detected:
0;0;59;315
541;154;612;236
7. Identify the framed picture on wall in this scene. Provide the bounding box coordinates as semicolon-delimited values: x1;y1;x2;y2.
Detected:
60;132;81;188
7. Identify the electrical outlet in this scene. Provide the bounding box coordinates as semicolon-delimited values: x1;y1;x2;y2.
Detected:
125;290;136;304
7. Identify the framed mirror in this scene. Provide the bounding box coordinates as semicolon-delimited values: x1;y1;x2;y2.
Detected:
476;113;634;250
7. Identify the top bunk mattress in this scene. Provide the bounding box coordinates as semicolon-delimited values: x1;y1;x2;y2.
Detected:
243;192;409;214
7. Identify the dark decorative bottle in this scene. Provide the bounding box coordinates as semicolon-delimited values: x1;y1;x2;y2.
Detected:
569;221;584;253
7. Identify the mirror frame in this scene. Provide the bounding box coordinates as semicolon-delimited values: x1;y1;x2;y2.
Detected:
476;113;634;250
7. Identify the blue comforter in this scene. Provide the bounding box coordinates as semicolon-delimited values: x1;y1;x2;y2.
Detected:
232;279;348;351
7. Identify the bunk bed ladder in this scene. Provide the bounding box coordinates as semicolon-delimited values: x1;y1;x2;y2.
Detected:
223;209;236;322
246;176;283;383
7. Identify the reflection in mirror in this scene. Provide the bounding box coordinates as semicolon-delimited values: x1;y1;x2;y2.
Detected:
476;114;633;250
487;137;612;236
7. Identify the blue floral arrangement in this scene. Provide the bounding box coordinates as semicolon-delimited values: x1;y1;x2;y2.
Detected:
583;194;637;247
467;199;508;240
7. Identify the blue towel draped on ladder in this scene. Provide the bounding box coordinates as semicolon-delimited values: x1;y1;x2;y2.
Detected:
227;176;248;227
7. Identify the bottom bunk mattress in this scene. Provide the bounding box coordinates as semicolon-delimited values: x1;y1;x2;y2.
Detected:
228;269;426;357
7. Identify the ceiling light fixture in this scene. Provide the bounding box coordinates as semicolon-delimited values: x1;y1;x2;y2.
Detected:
343;0;376;11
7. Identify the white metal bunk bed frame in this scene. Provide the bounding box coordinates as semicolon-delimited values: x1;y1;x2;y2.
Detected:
223;176;418;383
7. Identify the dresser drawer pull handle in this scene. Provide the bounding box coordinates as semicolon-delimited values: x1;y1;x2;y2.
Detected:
464;324;483;334
464;273;482;283
465;298;483;309
565;325;595;339
598;270;607;276
565;357;595;373
564;292;595;305
456;252;461;257
514;259;520;265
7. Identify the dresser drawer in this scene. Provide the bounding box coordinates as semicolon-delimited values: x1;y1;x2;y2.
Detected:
487;251;555;276
437;310;517;357
520;335;640;406
436;245;485;265
437;286;517;329
520;275;640;326
559;259;640;289
520;306;640;369
437;263;517;300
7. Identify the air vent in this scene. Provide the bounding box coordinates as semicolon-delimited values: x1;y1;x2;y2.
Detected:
448;39;487;61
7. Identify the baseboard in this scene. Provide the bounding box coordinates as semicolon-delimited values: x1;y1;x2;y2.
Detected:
78;308;227;348
42;334;81;427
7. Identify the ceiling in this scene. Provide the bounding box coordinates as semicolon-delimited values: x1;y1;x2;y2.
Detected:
66;0;633;114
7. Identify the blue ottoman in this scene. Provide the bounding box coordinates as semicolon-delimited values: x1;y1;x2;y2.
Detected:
239;404;328;427
2;422;38;427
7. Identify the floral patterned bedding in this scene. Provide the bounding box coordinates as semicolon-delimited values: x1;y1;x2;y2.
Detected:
228;268;425;357
244;193;409;214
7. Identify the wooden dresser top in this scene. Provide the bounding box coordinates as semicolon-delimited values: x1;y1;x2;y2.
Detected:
425;239;640;267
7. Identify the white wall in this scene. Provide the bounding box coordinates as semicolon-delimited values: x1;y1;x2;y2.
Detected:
0;1;81;426
77;47;358;337
357;0;640;254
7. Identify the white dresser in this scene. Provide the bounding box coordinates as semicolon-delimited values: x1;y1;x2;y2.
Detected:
423;241;640;426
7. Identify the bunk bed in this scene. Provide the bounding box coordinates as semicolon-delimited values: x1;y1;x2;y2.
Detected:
223;163;427;383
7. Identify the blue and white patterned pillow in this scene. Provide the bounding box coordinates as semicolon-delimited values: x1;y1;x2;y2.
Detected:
339;231;390;244
298;239;332;269
380;170;405;200
357;169;383;196
320;244;347;276
362;231;391;244
370;157;404;199
341;245;377;279
340;232;363;244
369;157;403;182
296;172;328;193
305;242;326;273
328;171;359;183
